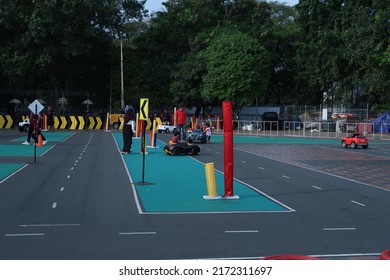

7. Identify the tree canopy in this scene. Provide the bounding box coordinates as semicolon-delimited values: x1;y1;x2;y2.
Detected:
0;0;388;113
200;25;270;107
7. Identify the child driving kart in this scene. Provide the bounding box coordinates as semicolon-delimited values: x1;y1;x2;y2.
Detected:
169;131;180;144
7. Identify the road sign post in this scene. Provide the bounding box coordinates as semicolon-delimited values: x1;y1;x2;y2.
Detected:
139;98;149;185
28;100;44;164
34;104;37;163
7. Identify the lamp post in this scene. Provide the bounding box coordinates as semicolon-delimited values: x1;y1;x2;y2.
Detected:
120;38;125;111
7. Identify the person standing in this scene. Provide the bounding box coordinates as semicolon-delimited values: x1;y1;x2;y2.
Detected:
22;111;47;145
175;104;187;141
33;112;47;145
47;106;54;132
22;111;35;145
204;123;212;143
122;105;134;154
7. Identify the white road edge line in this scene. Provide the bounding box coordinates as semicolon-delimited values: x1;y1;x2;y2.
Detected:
18;224;81;227
225;230;259;233
119;232;157;235
323;228;356;231
5;233;45;237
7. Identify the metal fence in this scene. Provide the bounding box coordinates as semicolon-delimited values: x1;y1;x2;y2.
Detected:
211;119;390;141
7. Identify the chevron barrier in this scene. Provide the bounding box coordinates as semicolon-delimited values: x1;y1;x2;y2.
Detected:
0;115;104;130
50;115;103;130
0;114;158;131
0;115;14;129
52;115;102;130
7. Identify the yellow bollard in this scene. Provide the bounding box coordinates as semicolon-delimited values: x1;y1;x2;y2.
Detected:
104;112;111;132
203;162;221;200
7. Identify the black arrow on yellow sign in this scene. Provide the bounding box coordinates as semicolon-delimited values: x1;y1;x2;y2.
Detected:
140;98;149;120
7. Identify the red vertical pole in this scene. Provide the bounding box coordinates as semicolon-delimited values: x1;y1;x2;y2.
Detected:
141;120;146;184
42;112;47;131
140;120;146;153
222;101;234;197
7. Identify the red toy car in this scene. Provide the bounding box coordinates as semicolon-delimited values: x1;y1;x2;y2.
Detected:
341;134;368;149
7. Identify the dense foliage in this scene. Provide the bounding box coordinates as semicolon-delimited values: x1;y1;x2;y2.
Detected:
0;0;388;113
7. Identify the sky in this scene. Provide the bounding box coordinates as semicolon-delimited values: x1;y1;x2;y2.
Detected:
145;0;300;13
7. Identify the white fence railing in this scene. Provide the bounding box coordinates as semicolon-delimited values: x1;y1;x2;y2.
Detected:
211;120;390;141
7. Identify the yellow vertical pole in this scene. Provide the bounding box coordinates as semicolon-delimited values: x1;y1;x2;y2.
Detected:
150;119;157;147
104;112;110;131
173;107;177;126
203;162;221;200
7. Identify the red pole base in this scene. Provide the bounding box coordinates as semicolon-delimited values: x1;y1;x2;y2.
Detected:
262;254;321;260
380;249;390;260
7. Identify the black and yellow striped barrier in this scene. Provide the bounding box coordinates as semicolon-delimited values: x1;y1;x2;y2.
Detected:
64;115;103;130
0;115;14;129
119;116;161;131
0;114;160;131
54;116;68;130
11;115;104;130
88;116;103;130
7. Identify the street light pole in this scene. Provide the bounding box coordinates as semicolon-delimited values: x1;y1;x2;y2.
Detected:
120;38;125;111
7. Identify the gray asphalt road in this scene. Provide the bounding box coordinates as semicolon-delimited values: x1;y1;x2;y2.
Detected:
0;130;389;259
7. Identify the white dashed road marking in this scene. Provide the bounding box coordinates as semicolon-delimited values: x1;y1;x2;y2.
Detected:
351;200;366;207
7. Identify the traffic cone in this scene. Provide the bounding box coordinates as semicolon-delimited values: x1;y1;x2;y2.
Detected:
37;134;43;146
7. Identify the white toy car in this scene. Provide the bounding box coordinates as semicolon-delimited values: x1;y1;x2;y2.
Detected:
157;123;177;133
18;119;30;132
242;123;254;131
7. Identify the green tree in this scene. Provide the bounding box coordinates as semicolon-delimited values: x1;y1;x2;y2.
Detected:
341;0;390;109
295;0;344;105
170;53;205;107
200;25;270;107
0;0;146;109
132;0;225;111
296;0;390;109
135;0;280;111
264;2;300;105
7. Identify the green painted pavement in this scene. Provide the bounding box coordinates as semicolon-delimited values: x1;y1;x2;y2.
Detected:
0;163;25;182
0;144;52;156
113;133;289;213
0;132;74;157
14;131;74;143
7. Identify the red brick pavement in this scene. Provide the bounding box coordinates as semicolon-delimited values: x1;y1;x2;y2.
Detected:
236;144;390;190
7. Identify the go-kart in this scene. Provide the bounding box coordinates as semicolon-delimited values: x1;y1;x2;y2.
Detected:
163;141;200;155
187;129;206;143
